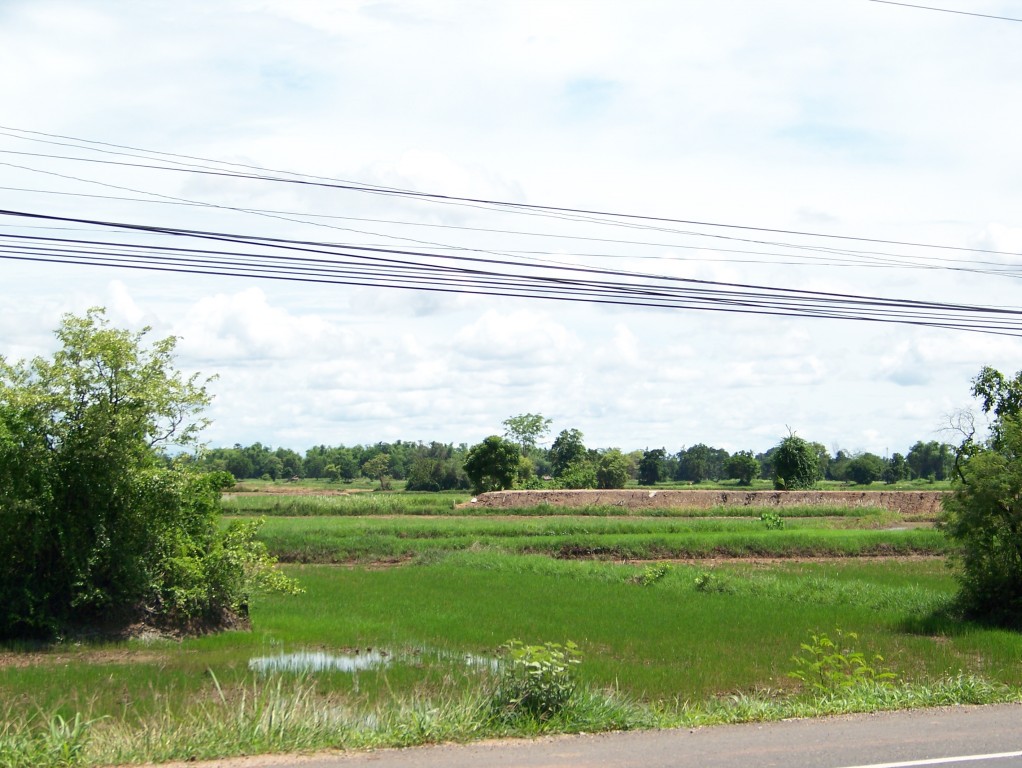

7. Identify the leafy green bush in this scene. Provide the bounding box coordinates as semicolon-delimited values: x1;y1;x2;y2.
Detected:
596;449;631;489
558;460;597;489
0;309;298;639
772;434;820;490
760;511;785;530
491;640;581;722
637;562;672;586
788;629;896;693
940;367;1022;627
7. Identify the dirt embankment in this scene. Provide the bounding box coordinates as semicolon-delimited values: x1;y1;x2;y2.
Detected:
461;489;946;517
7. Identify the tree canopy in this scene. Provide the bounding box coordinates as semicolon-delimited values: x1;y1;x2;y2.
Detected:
940;366;1022;626
463;435;521;493
0;309;296;639
772;433;820;490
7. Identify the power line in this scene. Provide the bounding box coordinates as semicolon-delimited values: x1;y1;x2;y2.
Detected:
1;209;1020;336
0;126;1018;260
867;0;1022;23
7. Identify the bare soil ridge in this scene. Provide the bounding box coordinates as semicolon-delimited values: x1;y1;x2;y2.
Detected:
463;489;945;517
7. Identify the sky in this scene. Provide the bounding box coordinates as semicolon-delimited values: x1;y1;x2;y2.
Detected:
1;0;1021;457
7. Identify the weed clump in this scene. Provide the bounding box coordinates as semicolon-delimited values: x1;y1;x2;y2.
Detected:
491;640;581;723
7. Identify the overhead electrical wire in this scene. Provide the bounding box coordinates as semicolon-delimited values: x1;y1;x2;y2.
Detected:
2;184;1020;278
0;125;1019;261
1;209;1020;336
866;0;1022;23
0;126;1019;335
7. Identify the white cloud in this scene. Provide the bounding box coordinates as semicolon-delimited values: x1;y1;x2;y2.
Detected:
2;0;1021;455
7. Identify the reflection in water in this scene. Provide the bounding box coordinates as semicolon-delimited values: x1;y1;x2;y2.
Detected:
248;646;501;675
248;649;390;674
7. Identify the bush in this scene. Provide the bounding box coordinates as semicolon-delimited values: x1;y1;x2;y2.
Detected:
772;434;820;490
491;640;581;722
788;629;896;693
0;309;298;639
558;460;597;489
596;449;630;489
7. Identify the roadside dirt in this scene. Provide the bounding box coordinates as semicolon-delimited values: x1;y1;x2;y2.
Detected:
460;489;945;518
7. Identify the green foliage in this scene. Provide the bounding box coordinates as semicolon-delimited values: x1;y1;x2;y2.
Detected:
772;433;820;490
676;444;730;483
759;511;785;530
637;447;666;485
595;449;630;489
906;440;954;481
463;436;521;493
0;711;92;768
693;569;734;593
491;640;581;722
846;453;887;485
558;459;597;489
725;451;760;486
502;413;552;455
942;416;1022;626
0;309;297;639
938;366;1022;626
361;453;391;490
637;562;672;586
788;629;896;693
549;429;587;477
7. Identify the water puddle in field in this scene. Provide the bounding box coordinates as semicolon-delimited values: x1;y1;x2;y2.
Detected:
248;647;500;675
248;649;390;674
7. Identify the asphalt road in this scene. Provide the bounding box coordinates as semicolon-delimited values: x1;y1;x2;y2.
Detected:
161;703;1022;768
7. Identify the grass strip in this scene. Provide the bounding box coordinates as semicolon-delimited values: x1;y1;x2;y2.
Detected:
251;516;948;563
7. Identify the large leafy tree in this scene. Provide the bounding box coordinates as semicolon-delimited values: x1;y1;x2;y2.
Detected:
0;309;295;639
940;367;1022;626
725;450;760;486
638;447;666;486
772;433;820;490
549;428;587;477
463;435;521;493
502;413;552;456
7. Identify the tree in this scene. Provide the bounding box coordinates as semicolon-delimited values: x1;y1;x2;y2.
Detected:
549;428;587;477
463;435;521;493
772;433;820;490
558;459;597;489
361;453;392;490
0;309;296;639
725;450;760;486
638;448;666;486
940;367;1022;626
906;440;954;481
596;449;631;489
846;453;887;485
884;452;909;484
676;444;730;483
502;413;552;455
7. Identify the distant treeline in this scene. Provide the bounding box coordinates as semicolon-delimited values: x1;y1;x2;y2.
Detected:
185;435;955;489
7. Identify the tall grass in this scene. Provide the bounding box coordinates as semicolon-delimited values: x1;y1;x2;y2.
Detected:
222;491;468;516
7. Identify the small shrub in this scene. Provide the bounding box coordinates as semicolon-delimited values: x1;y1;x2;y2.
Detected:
760;512;785;530
693;570;733;594
491;640;581;722
637;563;672;586
788;629;897;693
